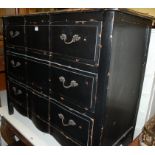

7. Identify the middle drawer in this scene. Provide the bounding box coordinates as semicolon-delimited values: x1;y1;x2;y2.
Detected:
50;65;97;111
27;59;50;95
6;54;26;83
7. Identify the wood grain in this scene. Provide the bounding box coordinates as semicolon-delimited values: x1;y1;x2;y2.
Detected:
0;73;6;90
1;116;33;146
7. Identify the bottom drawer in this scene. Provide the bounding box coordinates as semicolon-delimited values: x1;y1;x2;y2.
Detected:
30;114;49;133
8;80;27;109
28;92;49;122
8;97;27;116
50;102;94;145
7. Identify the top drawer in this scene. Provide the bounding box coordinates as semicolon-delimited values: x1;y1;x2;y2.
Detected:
3;16;24;26
51;21;102;66
25;14;50;51
5;25;24;47
25;14;49;25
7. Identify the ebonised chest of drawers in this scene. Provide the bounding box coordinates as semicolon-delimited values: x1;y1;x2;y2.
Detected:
3;9;152;145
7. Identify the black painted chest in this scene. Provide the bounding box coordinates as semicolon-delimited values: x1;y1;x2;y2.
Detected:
3;9;152;145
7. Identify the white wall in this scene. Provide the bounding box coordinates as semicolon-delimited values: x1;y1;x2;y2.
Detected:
134;29;155;138
0;90;8;146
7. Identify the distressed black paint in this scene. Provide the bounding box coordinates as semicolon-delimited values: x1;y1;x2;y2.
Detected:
3;9;152;145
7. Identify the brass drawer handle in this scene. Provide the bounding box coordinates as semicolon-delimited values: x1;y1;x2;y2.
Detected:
58;113;76;127
10;60;21;68
12;87;22;96
59;76;78;89
9;30;20;38
60;34;81;44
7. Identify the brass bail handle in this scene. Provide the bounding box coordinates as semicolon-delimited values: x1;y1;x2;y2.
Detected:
12;87;22;96
59;76;79;89
60;33;81;44
10;60;21;68
9;30;20;38
58;113;76;127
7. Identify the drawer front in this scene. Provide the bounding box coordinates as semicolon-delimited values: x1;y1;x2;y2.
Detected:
26;25;49;51
50;66;97;110
8;80;27;109
27;59;49;95
51;22;101;65
13;101;27;116
3;16;24;25
6;54;26;82
30;114;49;133
5;25;24;47
28;92;49;122
8;96;27;117
50;102;93;145
25;14;49;25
